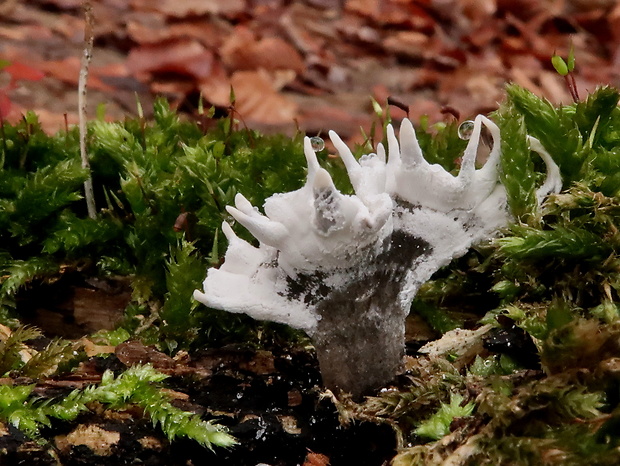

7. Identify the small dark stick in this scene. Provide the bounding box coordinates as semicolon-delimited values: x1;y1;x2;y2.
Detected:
440;105;460;121
387;96;410;117
173;211;193;240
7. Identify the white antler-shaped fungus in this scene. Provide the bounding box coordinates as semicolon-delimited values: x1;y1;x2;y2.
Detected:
194;116;561;398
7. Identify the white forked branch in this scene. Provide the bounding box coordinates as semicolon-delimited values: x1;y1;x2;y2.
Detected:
194;116;562;396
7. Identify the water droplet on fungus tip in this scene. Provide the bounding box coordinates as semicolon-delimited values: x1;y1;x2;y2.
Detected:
310;136;325;152
458;120;475;140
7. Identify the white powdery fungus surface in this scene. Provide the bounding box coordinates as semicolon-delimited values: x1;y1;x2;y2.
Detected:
194;115;562;397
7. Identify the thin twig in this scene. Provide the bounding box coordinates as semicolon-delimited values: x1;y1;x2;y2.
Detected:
79;0;96;219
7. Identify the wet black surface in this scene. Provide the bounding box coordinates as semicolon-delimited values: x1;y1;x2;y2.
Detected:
0;347;397;465
484;316;541;370
176;348;396;465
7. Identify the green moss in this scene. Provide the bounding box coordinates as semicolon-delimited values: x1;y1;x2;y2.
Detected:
360;85;620;464
0;364;235;449
414;393;475;440
3;85;620;460
0;99;349;348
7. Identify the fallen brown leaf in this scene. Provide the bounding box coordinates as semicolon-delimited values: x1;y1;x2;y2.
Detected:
303;450;331;466
0;24;53;41
40;56;115;92
131;0;247;17
126;39;214;80
221;26;306;75
115;340;177;373
230;70;298;125
198;59;232;107
127;19;227;48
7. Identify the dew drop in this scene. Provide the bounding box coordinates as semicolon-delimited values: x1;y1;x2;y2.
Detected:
310;136;325;152
457;120;475;140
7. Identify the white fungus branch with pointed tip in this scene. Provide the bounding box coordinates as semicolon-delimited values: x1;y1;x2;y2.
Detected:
194;115;562;398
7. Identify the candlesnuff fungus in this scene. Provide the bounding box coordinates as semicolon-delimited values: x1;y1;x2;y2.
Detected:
194;115;562;398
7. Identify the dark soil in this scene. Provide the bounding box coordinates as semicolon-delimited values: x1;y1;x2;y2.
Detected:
0;341;398;466
0;272;438;465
